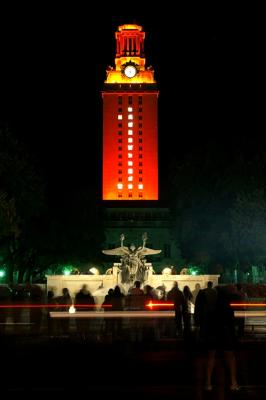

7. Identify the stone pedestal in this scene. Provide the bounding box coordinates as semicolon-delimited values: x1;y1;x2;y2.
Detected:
46;268;219;305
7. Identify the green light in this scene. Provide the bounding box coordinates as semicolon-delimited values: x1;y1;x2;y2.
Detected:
188;266;202;276
0;270;6;278
63;268;71;276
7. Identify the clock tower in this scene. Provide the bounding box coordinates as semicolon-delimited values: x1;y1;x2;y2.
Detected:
102;24;178;271
102;24;158;200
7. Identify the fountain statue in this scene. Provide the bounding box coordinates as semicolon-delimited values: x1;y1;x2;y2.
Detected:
102;233;161;284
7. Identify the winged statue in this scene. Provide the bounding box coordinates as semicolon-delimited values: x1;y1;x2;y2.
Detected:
102;233;161;283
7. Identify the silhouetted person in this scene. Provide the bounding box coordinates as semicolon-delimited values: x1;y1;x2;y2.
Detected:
183;285;194;339
102;288;114;339
126;280;144;310
110;285;125;339
55;288;72;335
143;285;157;341
75;284;95;340
194;285;240;393
46;290;55;335
126;281;145;341
192;283;201;304
167;281;186;337
29;284;43;334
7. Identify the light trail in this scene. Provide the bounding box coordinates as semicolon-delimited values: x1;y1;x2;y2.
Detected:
0;304;112;308
231;303;266;307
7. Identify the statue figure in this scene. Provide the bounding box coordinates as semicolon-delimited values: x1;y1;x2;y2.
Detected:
102;233;161;284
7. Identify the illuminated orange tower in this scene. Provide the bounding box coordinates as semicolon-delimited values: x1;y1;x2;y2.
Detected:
102;24;158;200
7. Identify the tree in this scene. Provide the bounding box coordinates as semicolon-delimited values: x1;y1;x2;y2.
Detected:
0;123;45;283
223;188;266;268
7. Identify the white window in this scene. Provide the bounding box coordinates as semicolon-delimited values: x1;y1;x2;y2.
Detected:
118;115;123;120
128;184;133;190
128;176;133;181
128;145;133;151
128;137;133;143
128;122;133;127
128;114;133;120
138;184;144;190
128;107;133;112
128;129;133;135
128;153;133;158
128;168;133;174
117;183;123;190
128;161;133;166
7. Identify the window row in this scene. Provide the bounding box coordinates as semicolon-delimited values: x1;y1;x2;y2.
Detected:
117;183;144;190
118;96;142;105
118;193;143;198
118;130;142;136
118;107;142;113
118;162;143;166
118;154;143;159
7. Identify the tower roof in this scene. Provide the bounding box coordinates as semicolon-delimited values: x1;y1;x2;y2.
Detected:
118;24;142;32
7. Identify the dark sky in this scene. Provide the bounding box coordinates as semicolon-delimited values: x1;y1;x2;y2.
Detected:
0;7;263;202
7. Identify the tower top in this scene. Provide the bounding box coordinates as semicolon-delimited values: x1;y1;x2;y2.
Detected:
105;23;155;84
118;24;142;31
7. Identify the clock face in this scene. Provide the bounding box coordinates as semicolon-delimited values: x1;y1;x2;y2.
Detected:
124;65;137;78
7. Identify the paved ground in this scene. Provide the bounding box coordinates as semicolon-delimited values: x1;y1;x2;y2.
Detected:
0;333;266;399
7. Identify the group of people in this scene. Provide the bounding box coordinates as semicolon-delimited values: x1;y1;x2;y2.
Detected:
159;280;247;394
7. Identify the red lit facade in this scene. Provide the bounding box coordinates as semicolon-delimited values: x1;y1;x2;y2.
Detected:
102;24;159;200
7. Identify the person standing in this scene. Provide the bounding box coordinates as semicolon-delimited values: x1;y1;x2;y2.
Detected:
183;285;194;339
167;281;186;337
75;284;95;340
194;285;240;393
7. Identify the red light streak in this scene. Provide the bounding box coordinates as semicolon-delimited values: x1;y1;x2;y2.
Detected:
230;303;266;307
145;301;174;310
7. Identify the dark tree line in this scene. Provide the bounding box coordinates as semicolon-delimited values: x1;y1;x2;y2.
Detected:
2;122;266;282
166;139;266;273
0;124;104;283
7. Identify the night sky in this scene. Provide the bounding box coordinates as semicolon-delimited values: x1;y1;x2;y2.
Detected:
0;7;262;205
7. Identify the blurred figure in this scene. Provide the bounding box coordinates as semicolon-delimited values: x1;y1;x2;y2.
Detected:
0;285;12;335
126;280;144;310
46;290;55;336
102;288;114;339
29;285;43;334
11;285;25;335
183;285;194;339
55;288;72;335
192;283;201;302
194;285;240;393
233;284;248;339
75;284;95;339
126;281;145;342
167;281;186;337
110;285;125;339
143;284;156;304
143;285;157;341
102;288;114;310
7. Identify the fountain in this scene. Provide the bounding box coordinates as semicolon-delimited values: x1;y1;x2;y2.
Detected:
46;232;220;303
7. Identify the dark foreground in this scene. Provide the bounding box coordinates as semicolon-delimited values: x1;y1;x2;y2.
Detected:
0;333;266;399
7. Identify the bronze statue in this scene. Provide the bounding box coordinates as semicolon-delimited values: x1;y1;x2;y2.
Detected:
102;233;161;283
